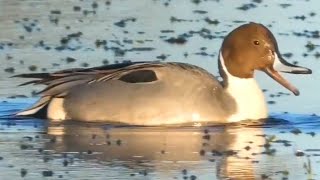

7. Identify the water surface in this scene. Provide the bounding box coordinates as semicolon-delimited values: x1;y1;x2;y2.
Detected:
1;101;320;179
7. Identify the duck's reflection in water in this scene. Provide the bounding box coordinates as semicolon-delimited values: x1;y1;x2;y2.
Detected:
45;121;266;179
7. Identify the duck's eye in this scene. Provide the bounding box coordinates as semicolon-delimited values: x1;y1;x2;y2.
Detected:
253;40;260;45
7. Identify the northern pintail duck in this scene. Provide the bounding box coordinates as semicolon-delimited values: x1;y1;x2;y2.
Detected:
15;22;311;125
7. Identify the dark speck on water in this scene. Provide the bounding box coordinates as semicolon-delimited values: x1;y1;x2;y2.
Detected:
295;151;305;157
290;128;302;135
267;101;276;105
199;149;205;156
116;139;122;145
204;17;219;25
65;57;77;63
73;6;81;11
63;159;69;167
237;3;257;11
42;170;54;177
114;18;136;28
279;3;292;8
165;37;187;44
50;10;61;14
4;67;15;73
193;10;207;14
20;168;27;177
50;136;57;143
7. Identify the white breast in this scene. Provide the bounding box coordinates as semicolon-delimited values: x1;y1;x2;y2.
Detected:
219;52;268;122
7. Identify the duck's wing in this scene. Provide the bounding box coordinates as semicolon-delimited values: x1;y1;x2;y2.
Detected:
14;61;167;116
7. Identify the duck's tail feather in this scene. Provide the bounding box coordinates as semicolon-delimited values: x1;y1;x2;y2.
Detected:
12;73;51;79
15;96;51;117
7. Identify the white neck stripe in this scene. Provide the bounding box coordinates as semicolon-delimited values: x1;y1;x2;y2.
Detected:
219;52;268;122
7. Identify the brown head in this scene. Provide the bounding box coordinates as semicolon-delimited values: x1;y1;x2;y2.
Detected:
220;22;312;95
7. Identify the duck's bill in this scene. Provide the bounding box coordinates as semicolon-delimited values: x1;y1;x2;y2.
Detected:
273;54;312;74
264;66;300;96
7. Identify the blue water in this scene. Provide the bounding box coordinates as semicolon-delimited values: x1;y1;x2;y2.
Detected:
0;100;319;180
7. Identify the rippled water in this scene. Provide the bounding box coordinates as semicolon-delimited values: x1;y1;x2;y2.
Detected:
1;101;320;179
1;0;320;179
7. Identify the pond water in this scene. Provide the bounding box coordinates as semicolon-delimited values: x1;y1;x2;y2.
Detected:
1;101;320;179
0;0;320;179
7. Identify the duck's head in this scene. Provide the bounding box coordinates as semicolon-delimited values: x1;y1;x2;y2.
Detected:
220;22;312;96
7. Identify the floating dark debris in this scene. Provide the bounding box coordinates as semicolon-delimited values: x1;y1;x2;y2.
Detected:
244;146;251;151
262;148;276;156
138;170;148;176
233;20;247;23
202;134;210;140
20;168;27;177
191;0;201;5
292;15;306;21
310;12;316;17
314;52;320;58
49;15;59;25
279;3;291;8
165;37;187;44
81;62;89;67
63;160;68;167
306;132;316;137
190;175;197;180
42;170;53;177
65;57;77;63
50;10;61;14
87;150;93;154
294;31;320;39
50;136;57;143
73;6;81;11
267;101;276;105
204;17;219;25
20;144;33;150
124;39;133;44
237;3;257;11
290;128;302;135
83;10;96;16
261;174;269;179
102;59;109;65
194;52;215;57
252;0;262;3
170;16;193;23
116;139;122;146
199;149;205;156
211;150;223;156
128;47;155;52
28;65;38;71
4;67;15;73
160;30;175;33
282;52;293;58
92;2;98;9
156;54;168;60
193;10;207;14
295;150;305;156
114;18;136;28
182;169;187;175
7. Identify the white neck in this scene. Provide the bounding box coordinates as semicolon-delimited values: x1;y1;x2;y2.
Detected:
219;52;268;122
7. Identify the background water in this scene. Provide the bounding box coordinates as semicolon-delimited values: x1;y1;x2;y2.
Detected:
0;0;319;179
